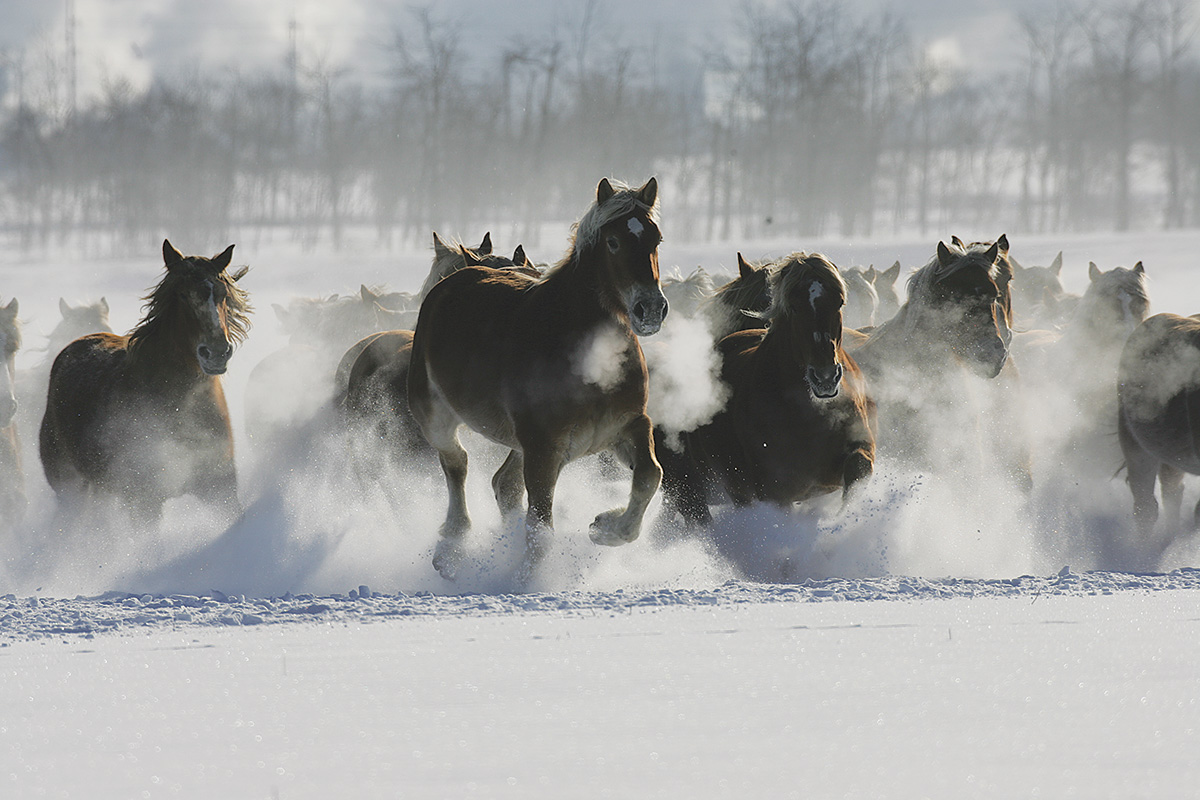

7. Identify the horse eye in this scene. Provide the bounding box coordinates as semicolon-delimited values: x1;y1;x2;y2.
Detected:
607;236;620;253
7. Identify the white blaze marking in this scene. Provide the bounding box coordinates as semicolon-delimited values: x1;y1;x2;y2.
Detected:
627;218;645;239
809;281;824;310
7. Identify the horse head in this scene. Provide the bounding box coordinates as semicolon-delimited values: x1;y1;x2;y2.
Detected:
841;266;879;330
766;254;847;399
592;177;667;336
162;239;250;376
1082;261;1149;341
915;235;1012;379
0;298;19;424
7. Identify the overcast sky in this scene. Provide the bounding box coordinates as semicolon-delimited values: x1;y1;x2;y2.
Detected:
1;0;1047;104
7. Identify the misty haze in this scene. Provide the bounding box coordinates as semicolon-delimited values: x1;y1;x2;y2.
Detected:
5;2;1200;797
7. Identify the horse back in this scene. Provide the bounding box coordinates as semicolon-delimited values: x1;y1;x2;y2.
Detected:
413;266;646;452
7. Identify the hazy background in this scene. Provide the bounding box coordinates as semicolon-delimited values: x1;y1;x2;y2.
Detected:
2;0;1194;257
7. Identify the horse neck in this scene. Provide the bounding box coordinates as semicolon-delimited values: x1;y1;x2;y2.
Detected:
543;249;625;327
127;319;207;388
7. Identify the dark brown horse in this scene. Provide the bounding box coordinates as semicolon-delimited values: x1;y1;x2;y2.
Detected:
0;298;25;520
40;240;251;521
408;177;667;580
659;253;876;526
851;235;1024;484
1117;312;1200;545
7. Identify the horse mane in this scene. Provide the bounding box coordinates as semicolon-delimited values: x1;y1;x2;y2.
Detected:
128;262;251;365
761;252;846;322
546;178;661;276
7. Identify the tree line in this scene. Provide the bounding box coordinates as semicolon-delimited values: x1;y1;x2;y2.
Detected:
1;0;1198;254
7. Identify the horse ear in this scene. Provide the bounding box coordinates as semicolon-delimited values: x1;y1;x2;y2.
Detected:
937;241;955;267
996;234;1009;253
478;232;493;256
1051;252;1063;274
272;303;289;324
864;266;878;283
513;244;528;266
461;246;485;267
1133;261;1145;274
100;297;109;314
59;297;71;317
3;298;17;316
230;266;249;282
737;252;753;279
433;231;452;259
597;178;615;205
638;176;658;208
163;239;184;267
884;261;901;283
984;241;1001;264
1089;262;1101;282
950;235;964;248
360;284;379;304
211;244;235;272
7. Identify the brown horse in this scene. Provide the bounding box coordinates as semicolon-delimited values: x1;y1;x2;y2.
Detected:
408;177;667;580
39;240;251;522
659;253;875;526
0;298;25;520
851;235;1023;483
1118;312;1200;545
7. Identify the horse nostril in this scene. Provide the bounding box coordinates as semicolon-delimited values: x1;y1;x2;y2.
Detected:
633;301;647;321
198;345;211;360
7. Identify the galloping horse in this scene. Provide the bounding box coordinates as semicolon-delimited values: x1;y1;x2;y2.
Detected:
40;240;251;521
851;235;1023;483
1010;251;1074;328
408;177;668;580
0;298;25;520
659;253;876;526
1117;313;1200;544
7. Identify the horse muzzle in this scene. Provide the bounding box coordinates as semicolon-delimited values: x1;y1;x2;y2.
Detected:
807;363;843;399
629;288;668;337
967;339;1009;379
197;342;234;375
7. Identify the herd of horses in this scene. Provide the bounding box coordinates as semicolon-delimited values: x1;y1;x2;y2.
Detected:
2;176;1200;581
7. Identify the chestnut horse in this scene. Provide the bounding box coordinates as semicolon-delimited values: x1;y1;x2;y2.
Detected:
1117;313;1200;545
0;298;25;520
659;253;876;526
40;240;251;522
408;177;668;580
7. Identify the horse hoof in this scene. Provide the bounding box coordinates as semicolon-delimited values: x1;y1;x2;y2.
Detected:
432;538;465;580
589;509;637;546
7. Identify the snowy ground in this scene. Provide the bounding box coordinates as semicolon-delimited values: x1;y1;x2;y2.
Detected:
3;225;1200;796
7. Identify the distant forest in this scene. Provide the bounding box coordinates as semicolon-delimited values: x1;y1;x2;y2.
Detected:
2;0;1199;253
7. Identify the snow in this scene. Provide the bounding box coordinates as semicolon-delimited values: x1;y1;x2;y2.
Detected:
3;227;1200;796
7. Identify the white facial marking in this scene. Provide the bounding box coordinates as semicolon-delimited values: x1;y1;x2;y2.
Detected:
205;282;222;330
627;217;644;240
809;281;824;311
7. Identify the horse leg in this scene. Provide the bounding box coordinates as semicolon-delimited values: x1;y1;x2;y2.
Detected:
491;449;525;516
653;429;712;528
840;445;874;508
1158;463;1185;536
1118;412;1159;540
519;442;565;582
590;414;662;546
431;433;471;580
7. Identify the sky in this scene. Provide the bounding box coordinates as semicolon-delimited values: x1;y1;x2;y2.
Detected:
0;0;1048;108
